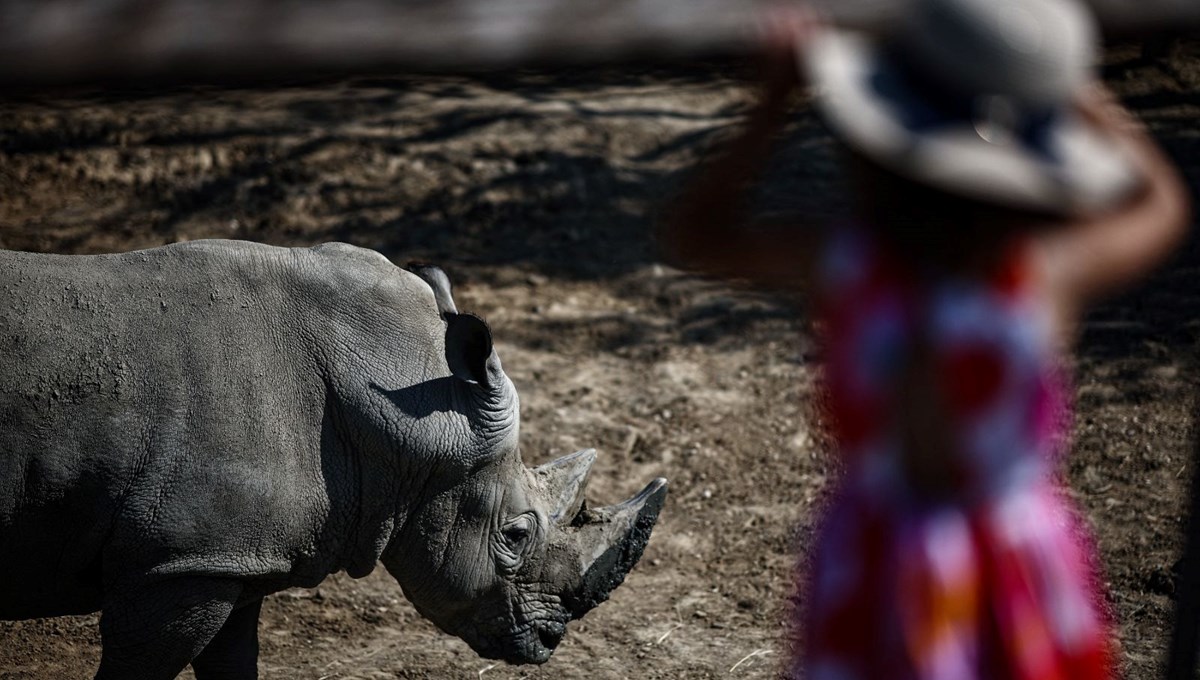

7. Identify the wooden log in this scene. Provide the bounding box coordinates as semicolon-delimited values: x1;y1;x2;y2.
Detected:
0;0;1195;87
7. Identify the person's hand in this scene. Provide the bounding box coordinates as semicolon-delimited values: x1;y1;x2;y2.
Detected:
755;3;823;109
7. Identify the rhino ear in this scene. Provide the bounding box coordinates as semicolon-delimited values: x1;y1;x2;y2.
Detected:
445;313;497;388
407;262;459;317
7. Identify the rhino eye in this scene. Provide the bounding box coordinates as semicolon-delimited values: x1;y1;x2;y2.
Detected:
502;516;533;547
495;514;538;574
494;515;537;575
503;524;530;543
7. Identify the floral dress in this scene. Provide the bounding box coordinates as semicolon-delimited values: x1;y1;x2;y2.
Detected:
798;226;1112;679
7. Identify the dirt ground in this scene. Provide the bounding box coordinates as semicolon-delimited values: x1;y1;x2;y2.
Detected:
0;41;1198;679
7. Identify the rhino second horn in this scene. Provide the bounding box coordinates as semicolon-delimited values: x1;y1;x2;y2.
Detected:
533;448;597;523
564;477;668;618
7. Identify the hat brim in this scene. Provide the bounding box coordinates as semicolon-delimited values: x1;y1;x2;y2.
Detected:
806;32;1139;215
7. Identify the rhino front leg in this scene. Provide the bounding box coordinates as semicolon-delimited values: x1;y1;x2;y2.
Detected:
96;578;244;680
191;598;263;680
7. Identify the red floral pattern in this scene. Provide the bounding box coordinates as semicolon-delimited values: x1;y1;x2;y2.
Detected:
795;227;1113;680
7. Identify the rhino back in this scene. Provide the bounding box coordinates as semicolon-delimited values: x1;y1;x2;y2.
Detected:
0;240;441;615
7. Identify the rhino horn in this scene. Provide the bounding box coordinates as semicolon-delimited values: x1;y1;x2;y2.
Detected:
563;477;668;618
533;449;597;523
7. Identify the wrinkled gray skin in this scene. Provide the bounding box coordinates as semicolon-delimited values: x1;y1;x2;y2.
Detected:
0;240;667;679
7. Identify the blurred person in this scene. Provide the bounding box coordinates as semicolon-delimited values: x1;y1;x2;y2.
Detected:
659;0;1190;677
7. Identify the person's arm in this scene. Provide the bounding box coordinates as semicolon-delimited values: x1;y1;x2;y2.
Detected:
1037;86;1192;311
658;7;824;290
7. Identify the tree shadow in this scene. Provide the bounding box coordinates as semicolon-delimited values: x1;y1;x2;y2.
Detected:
1;48;1196;359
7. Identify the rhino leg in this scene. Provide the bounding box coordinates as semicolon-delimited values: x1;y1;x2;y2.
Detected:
191;598;263;680
96;578;243;680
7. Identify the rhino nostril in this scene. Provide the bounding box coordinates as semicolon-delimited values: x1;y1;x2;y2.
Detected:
536;623;565;650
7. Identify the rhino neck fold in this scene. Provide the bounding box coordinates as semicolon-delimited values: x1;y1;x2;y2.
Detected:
316;375;419;581
453;375;519;447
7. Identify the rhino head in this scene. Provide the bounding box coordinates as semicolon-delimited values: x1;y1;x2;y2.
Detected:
379;265;668;665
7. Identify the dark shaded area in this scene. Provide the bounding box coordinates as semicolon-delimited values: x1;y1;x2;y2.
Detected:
1066;45;1200;389
0;45;1196;373
0;63;747;275
1167;418;1200;678
373;378;460;419
0;0;1194;90
3;45;1196;361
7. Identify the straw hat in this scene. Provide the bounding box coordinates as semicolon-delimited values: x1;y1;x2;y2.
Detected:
807;0;1138;214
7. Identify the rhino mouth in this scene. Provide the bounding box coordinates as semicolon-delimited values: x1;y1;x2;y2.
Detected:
472;619;566;665
536;621;565;650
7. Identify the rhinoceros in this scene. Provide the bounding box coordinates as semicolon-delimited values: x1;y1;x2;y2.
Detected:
0;240;667;679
